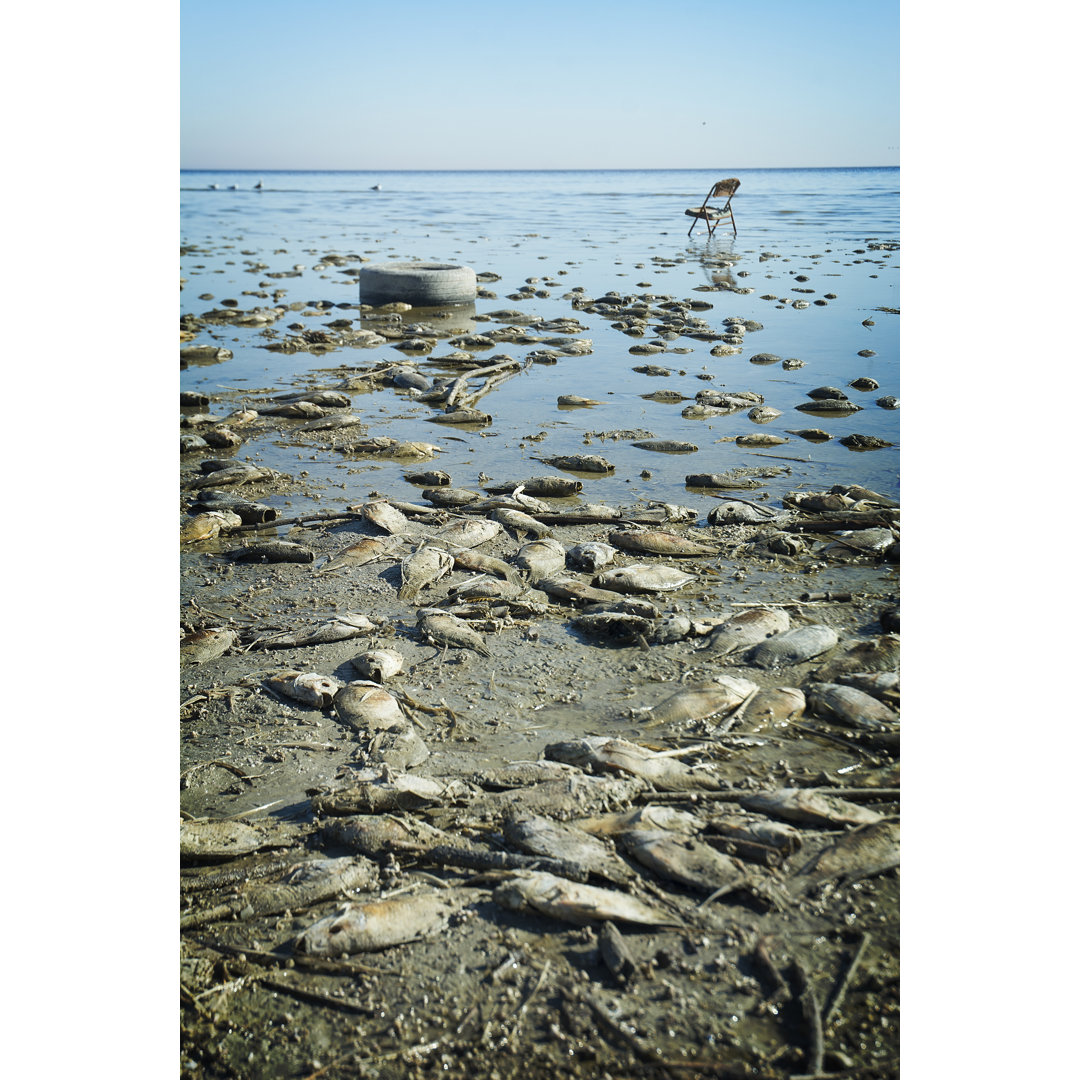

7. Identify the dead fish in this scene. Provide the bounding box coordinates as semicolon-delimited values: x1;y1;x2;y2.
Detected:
260;400;326;419
181;857;380;930
503;485;552;515
795;820;900;886
840;434;893;450
192;491;278;525
594;564;695;594
445;545;523;585
830;483;899;509
748;406;782;424
350;649;405;683
293;413;367;432
633;678;759;728
573;804;703;838
432;517;503;549
184;464;277;490
707;814;803;856
180;434;210;454
632;439;699;453
535;574;629;607
545;504;624;525
405;469;452;487
609;529;717;557
451;575;529;600
813;635;900;681
311;772;465;815
417;607;491;656
706;502;780;525
746;624;838;669
227;540;315;564
545;737;722;792
264;670;344;709
180;820;267;864
361;499;412;535
316;535;402;576
807;386;849;400
490;508;552;539
785;491;861;513
180;510;241;544
427;408;492;425
399;544;455;601
805;683;898;731
787;428;833;442
795;400;863;415
342;436;442;458
181;390;211;407
541;454;615;473
685;472;763;490
224;408;260;426
740;687;806;729
254;613;380;649
321;814;446;858
180;628;236;666
276;390;351;408
557;394;600;406
503;816;633;885
649;613;693;644
740;788;883;829
512;538;566;582
422;486;484;508
620;828;752;899
471;760;582;790
700;607;791;657
493;871;682;928
486;475;583;497
836;671;899;709
294;892;473;955
334;680;407;730
201;426;244;449
735;433;789;448
567;541;618;571
696;389;764;407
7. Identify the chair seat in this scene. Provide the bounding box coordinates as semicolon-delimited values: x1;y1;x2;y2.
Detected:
685;207;730;219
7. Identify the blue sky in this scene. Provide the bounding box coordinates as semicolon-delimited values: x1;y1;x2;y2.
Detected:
180;0;898;170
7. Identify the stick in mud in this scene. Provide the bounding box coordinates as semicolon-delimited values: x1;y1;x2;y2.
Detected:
823;932;872;1026
792;959;825;1076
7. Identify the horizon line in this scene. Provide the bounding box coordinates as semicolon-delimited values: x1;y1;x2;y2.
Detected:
180;164;900;173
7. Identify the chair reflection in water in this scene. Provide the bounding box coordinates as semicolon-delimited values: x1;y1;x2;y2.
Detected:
685;178;740;238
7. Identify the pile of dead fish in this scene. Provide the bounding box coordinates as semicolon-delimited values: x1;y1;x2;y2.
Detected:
182;738;899;965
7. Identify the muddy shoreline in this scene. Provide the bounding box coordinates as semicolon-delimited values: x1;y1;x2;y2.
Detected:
180;243;899;1079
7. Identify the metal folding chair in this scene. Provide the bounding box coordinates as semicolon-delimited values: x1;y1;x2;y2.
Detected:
685;178;740;238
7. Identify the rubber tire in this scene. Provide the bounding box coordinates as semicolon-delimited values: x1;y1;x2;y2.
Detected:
357;262;477;306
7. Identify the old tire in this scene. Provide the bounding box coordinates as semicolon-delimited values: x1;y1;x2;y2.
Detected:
357;262;477;306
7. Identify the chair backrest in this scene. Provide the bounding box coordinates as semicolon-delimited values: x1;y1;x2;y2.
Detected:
710;178;740;200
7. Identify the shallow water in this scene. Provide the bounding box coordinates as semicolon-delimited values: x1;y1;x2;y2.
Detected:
180;167;898;510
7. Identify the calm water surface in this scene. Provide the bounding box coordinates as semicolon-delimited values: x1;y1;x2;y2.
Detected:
180;168;899;510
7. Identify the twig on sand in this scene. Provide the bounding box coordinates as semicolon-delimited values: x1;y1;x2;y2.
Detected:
823;932;872;1026
791;960;825;1076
